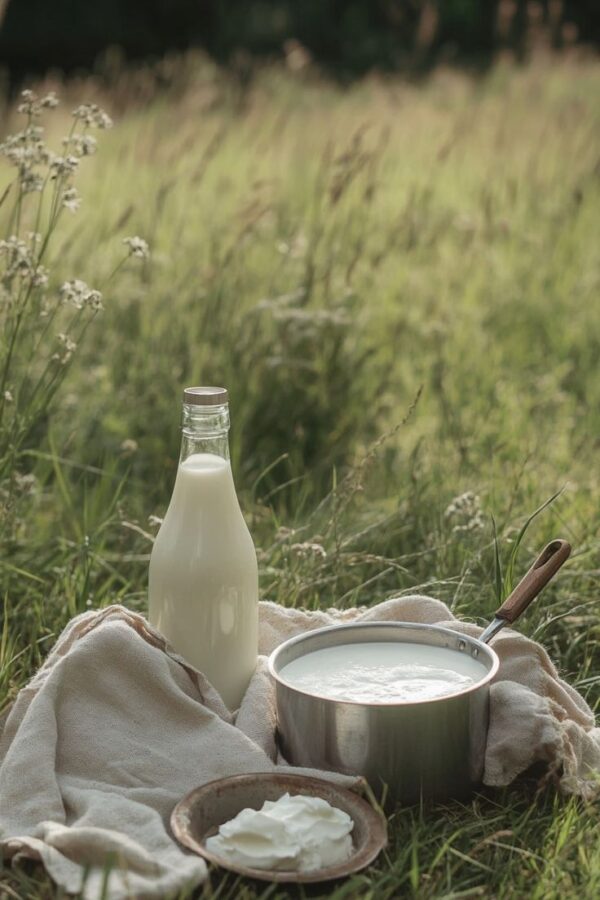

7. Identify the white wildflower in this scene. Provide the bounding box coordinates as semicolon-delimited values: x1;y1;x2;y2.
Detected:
0;136;44;168
57;332;77;349
60;279;103;311
0;125;44;149
123;236;150;260
17;89;37;115
13;472;37;494
17;89;58;118
3;390;13;403
0;236;28;257
444;492;486;533
72;103;113;129
55;332;77;364
291;542;327;559
96;111;113;129
40;92;59;109
62;187;81;212
49;155;79;179
21;170;44;193
25;124;44;142
32;265;49;288
64;134;97;157
72;104;92;124
0;236;34;278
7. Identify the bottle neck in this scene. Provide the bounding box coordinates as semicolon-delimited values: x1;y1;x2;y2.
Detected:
180;402;230;463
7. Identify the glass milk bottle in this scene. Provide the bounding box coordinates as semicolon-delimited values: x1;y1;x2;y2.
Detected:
148;386;258;710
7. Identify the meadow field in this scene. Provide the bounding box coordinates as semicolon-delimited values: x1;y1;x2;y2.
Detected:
0;56;599;897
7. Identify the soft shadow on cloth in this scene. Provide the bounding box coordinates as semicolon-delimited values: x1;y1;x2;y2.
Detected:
1;599;598;899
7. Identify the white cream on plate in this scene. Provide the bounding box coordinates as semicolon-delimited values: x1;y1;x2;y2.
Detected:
205;793;353;872
279;641;486;703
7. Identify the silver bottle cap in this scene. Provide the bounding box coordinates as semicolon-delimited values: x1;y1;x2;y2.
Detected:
183;386;229;406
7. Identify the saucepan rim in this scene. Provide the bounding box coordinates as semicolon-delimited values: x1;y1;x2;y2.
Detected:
268;621;500;708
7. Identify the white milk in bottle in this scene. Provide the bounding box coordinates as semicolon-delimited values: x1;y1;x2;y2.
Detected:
148;386;258;710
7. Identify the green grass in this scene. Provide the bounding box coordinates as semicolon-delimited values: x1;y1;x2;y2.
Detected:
1;55;599;898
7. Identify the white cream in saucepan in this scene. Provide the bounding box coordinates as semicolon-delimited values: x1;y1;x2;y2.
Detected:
279;641;487;703
205;793;353;872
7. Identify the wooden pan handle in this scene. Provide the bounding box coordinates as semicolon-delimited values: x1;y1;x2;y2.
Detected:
494;539;571;625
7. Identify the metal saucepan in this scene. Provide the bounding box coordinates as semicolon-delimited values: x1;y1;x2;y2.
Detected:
269;539;571;805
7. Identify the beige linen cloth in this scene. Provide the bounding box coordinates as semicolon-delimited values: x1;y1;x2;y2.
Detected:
1;597;599;899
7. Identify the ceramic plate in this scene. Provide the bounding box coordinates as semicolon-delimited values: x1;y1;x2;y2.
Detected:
171;772;388;883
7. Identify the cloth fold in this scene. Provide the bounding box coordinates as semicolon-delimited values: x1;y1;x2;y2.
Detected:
1;598;598;899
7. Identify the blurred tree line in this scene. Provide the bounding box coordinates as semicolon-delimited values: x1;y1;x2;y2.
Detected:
0;0;598;82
